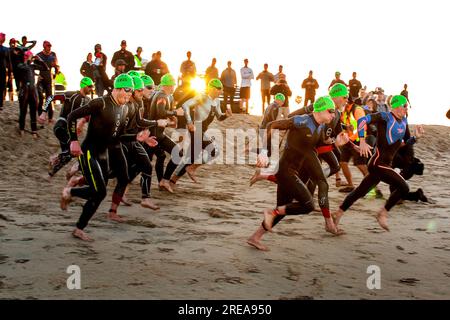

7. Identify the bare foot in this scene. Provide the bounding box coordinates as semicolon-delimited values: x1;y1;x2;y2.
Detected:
249;168;263;187
49;154;59;167
66;163;79;181
72;228;94;241
324;218;339;235
159;179;174;193
247;238;270;251
376;211;390;231
186;166;198;183
67;175;82;188
19;130;25;137
120;196;132;206
262;208;276;232
60;187;72;210
107;211;126;223
332;209;344;228
141;198;160;210
32;132;38;139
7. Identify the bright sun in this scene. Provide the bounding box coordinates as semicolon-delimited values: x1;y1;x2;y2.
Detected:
190;77;206;93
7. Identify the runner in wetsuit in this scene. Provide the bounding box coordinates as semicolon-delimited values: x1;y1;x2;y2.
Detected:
17;51;48;138
247;96;346;251
170;79;232;185
36;41;58;121
60;74;148;241
148;73;184;193
250;84;349;189
107;75;166;220
141;75;167;185
260;93;286;129
333;95;425;231
38;77;94;177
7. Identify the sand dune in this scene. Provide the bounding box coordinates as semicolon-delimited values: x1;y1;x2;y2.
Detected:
0;101;449;299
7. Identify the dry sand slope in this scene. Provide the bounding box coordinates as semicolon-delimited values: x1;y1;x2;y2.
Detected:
0;101;449;300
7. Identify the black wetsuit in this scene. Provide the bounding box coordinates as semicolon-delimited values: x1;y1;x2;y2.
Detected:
148;90;183;180
17;60;47;132
142;93;166;182
0;44;10;110
67;95;136;230
36;51;57;120
340;112;418;212
114;99;158;201
391;143;428;202
267;115;331;229
44;91;91;176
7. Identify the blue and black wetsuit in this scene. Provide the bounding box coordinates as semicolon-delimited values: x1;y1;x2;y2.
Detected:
340;112;418;212
289;104;342;188
267;114;331;229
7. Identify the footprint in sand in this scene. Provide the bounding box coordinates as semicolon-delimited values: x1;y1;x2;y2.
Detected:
206;208;233;219
157;247;174;253
396;245;405;251
15;259;30;264
397;259;407;264
399;278;420;286
215;276;244;284
284;267;300;282
126;219;156;229
123;238;151;245
0;254;8;264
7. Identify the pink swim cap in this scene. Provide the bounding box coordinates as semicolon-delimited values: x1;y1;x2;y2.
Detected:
24;50;33;58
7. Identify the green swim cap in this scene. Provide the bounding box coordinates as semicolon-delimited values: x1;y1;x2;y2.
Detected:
127;70;141;78
80;77;94;89
329;83;349;98
274;93;285;102
208;78;223;90
141;75;154;87
313;96;335;113
160;73;176;86
390;95;408;109
131;76;144;91
114;74;134;89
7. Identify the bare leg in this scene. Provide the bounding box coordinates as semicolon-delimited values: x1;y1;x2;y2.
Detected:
120;185;132;206
186;164;201;183
333;208;345;228
376;207;390;231
247;225;269;251
141;198;160;210
340;162;354;187
60;187;72;210
72;228;94;242
159;179;174;193
356;164;369;176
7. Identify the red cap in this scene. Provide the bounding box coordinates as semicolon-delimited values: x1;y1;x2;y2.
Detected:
0;33;5;39
10;38;16;44
43;40;52;47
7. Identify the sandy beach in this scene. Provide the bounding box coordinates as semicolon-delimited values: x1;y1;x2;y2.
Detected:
0;101;449;300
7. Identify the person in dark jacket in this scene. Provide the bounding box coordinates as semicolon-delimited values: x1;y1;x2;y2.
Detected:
111;40;135;73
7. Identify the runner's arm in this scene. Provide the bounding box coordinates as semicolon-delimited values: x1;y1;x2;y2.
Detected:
67;100;102;141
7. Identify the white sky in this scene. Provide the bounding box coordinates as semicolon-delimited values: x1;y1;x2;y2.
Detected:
3;0;450;124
